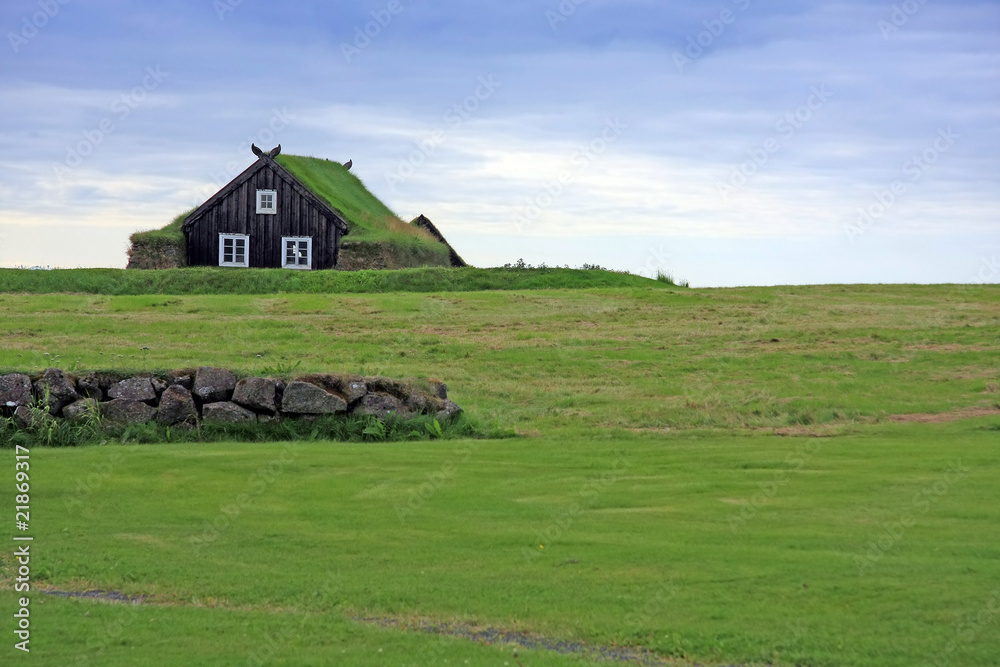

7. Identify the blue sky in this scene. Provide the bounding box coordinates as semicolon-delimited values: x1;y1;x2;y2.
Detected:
1;0;997;286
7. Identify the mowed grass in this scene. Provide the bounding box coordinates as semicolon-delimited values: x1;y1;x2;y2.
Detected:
1;283;999;666
3;426;1000;666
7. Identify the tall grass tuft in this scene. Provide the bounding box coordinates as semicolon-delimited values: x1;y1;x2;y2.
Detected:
655;270;690;288
0;412;511;448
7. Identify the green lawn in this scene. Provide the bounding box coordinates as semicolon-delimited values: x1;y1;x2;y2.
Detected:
1;282;999;666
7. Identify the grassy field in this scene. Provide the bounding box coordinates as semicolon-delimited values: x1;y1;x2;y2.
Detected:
1;280;999;666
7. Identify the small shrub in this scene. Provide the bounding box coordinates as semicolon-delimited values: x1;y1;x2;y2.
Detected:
362;416;387;442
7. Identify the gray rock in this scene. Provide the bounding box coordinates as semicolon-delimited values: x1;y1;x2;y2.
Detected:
353;392;413;420
109;377;157;403
76;373;103;401
203;401;257;424
172;375;192;389
435;399;463;422
364;376;410;400
33;368;78;416
343;379;367;404
406;391;429;414
101;399;157;424
157;385;198;426
0;373;32;410
14;405;52;430
13;406;31;429
281;381;347;415
63;398;99;423
193;367;237;403
232;377;278;415
150;376;169;395
432;382;448;400
296;374;366;404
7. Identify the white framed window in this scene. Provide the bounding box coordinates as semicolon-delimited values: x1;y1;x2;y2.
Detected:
256;189;277;214
282;236;312;270
219;234;250;268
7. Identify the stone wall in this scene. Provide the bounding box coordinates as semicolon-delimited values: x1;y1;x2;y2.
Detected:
124;238;451;271
126;239;186;270
336;240;451;271
336;240;392;271
0;368;460;429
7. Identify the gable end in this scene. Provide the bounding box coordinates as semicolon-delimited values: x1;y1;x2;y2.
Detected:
184;156;349;235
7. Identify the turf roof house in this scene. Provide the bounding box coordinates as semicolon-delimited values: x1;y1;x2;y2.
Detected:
127;146;465;270
183;145;349;270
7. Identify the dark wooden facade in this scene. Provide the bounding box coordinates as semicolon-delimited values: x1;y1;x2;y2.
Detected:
183;148;349;270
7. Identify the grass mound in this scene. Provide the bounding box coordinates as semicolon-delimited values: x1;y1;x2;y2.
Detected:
0;266;667;295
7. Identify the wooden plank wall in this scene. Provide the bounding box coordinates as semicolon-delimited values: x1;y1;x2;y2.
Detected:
186;164;339;269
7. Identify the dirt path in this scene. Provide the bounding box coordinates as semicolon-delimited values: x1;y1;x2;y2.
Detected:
357;615;740;666
888;405;1000;423
41;589;738;666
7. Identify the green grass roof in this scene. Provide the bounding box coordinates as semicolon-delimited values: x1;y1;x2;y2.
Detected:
129;209;192;249
276;156;392;237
